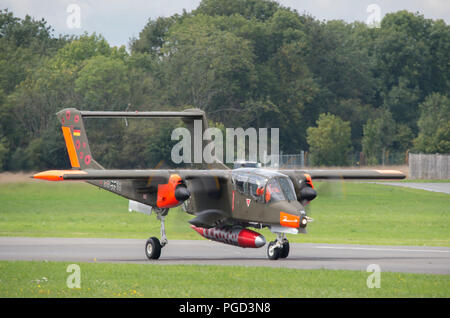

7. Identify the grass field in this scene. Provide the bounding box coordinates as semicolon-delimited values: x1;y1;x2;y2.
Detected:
0;261;449;298
0;181;448;246
0;179;449;298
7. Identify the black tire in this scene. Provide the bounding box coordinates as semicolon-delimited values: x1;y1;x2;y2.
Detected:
145;237;161;260
280;241;290;259
267;241;280;260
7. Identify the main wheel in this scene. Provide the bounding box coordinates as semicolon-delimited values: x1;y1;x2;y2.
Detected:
145;237;162;260
267;241;281;260
279;241;290;258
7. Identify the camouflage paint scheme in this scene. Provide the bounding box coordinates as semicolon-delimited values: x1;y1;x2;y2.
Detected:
34;108;405;260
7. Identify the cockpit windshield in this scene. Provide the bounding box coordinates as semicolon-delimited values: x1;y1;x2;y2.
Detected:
265;179;284;203
265;177;297;203
278;177;297;201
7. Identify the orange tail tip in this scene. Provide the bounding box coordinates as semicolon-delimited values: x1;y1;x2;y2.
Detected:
33;170;87;181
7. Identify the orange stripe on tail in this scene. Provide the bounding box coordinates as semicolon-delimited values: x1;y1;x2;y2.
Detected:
62;126;80;168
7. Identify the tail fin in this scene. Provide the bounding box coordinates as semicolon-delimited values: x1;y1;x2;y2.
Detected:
57;107;228;170
57;108;103;170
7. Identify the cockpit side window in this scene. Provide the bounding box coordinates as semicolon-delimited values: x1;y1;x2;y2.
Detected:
265;178;285;203
232;174;247;194
247;176;267;203
232;173;267;202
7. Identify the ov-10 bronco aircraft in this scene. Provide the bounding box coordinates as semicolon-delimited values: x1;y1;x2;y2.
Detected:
34;108;405;260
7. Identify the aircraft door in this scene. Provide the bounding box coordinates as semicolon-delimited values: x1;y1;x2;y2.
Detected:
231;174;247;219
231;173;266;221
244;175;266;218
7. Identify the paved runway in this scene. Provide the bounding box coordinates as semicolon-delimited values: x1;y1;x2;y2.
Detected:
0;237;449;274
375;182;450;194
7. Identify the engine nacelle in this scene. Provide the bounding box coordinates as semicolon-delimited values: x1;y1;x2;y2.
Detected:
157;174;190;208
297;173;317;205
300;187;317;202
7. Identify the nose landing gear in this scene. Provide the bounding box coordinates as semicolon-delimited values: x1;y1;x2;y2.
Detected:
267;233;289;260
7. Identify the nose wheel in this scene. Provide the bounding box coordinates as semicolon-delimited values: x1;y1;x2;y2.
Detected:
267;233;289;260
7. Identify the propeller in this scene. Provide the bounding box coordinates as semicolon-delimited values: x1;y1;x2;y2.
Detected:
185;175;222;200
304;177;346;220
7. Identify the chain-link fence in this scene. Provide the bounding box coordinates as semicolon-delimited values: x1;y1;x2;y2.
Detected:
264;150;409;168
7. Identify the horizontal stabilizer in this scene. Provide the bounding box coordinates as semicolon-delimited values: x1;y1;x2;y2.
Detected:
79;110;205;119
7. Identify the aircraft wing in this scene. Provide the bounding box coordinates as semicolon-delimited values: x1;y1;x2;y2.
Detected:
33;169;232;216
280;169;406;180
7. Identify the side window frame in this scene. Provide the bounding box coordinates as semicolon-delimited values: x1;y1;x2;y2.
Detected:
232;173;248;194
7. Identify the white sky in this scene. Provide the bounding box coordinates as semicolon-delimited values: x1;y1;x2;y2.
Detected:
1;0;449;48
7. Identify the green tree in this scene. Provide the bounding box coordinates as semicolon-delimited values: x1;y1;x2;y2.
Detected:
361;109;396;165
0;135;8;171
382;77;420;131
130;15;181;57
195;0;279;21
414;93;450;153
5;34;129;170
269;40;318;152
374;11;432;96
161;15;256;116
75;55;129;110
306;113;352;166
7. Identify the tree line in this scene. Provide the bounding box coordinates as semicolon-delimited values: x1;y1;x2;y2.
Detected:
0;0;449;170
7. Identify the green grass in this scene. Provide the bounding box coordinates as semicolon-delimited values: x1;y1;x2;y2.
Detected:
0;182;198;240
300;181;450;246
0;181;449;246
0;261;448;298
380;179;450;183
1;182;449;299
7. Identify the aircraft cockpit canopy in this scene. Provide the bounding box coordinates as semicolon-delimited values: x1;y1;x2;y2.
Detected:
231;169;297;203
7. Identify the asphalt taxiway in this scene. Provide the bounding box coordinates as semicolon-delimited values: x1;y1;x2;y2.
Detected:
0;237;448;274
375;182;450;194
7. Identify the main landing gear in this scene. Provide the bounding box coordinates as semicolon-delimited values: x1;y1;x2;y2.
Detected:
267;233;289;260
145;208;168;260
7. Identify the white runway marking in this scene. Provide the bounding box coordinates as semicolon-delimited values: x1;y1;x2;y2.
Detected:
314;246;450;253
